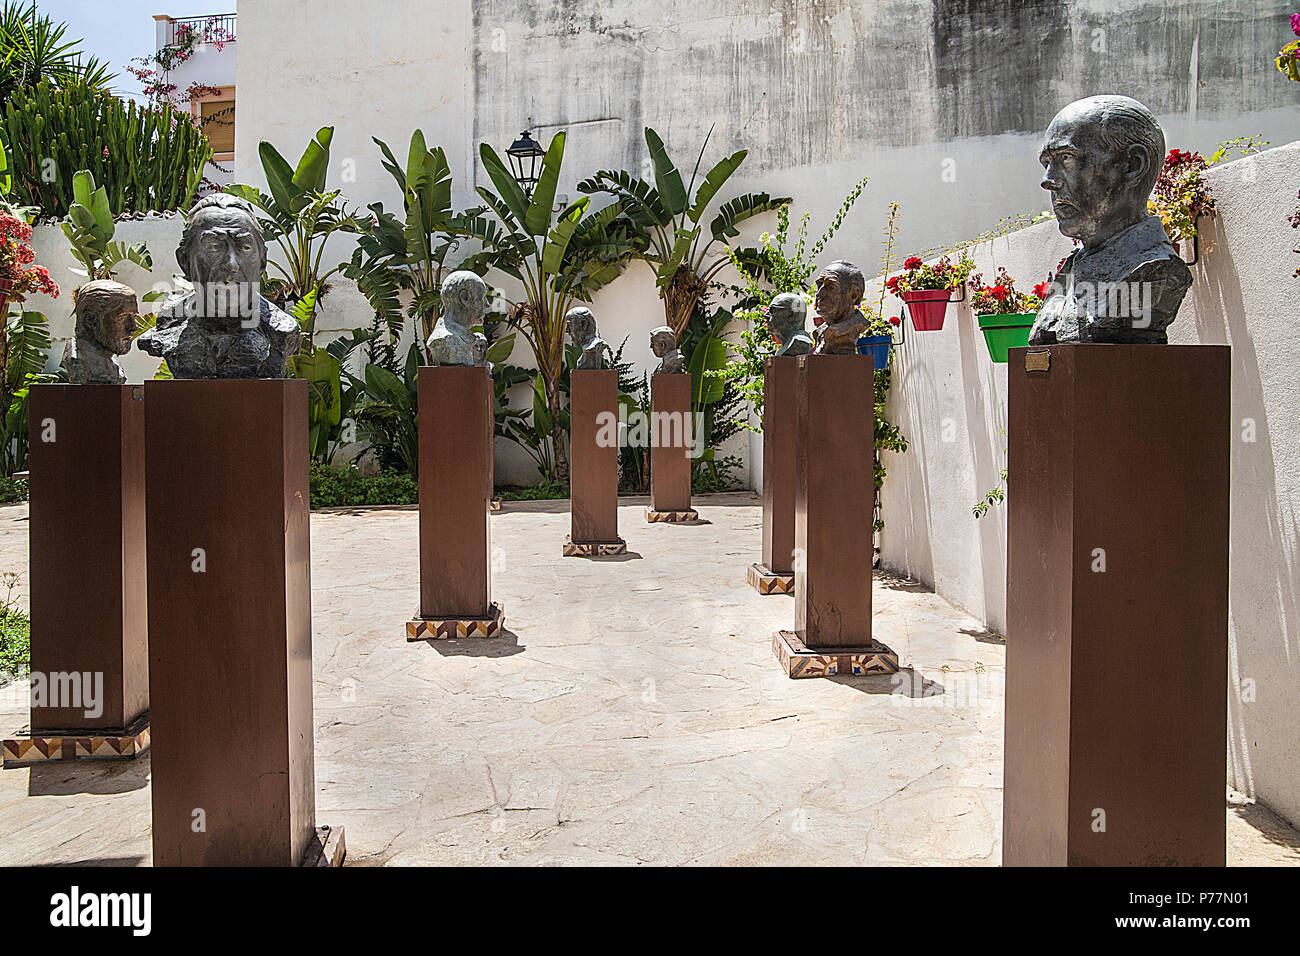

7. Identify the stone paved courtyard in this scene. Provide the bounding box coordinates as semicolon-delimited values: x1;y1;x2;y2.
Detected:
0;494;1296;866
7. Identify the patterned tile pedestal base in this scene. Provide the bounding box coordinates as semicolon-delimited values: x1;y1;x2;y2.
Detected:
747;562;794;595
562;536;627;557
645;508;700;523
2;714;150;767
490;497;502;512
406;603;505;641
302;825;347;867
773;630;899;679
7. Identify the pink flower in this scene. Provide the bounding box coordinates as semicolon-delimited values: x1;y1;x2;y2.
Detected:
1292;13;1300;36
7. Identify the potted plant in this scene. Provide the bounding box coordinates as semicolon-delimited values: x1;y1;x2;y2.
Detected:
1149;148;1216;261
886;253;973;331
971;268;1047;364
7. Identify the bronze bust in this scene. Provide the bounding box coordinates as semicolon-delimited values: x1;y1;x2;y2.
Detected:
650;326;685;374
766;293;814;357
137;194;301;378
812;260;867;355
1030;95;1192;345
428;270;489;366
62;280;138;385
569;307;611;370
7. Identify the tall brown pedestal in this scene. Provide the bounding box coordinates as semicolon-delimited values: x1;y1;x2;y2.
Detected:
1003;344;1229;867
773;354;896;679
748;356;797;595
145;379;331;867
647;372;697;523
3;385;150;767
407;365;503;640
566;368;624;556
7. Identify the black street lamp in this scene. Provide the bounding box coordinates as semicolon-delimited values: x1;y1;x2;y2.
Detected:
505;130;545;198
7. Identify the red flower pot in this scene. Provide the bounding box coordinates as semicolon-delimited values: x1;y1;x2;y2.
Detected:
902;289;953;331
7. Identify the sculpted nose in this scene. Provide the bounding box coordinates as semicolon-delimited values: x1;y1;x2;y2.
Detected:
1041;172;1061;192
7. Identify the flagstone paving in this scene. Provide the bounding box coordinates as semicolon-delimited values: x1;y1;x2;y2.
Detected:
0;495;1296;866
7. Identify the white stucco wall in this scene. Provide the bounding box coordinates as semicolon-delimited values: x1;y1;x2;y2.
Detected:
872;141;1300;828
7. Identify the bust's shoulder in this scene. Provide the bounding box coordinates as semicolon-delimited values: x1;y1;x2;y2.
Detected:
262;298;299;336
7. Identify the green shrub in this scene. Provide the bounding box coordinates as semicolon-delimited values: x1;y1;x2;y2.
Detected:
498;482;570;501
0;571;28;680
309;464;417;509
0;475;28;503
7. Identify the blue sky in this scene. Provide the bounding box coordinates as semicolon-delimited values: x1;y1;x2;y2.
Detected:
32;0;233;100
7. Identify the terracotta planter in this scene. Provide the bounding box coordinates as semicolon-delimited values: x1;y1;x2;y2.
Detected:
978;312;1037;364
901;289;953;331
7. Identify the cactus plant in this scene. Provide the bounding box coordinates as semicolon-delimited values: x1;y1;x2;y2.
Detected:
0;79;211;218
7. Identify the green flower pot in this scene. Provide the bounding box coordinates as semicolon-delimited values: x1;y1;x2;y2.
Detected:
978;312;1036;364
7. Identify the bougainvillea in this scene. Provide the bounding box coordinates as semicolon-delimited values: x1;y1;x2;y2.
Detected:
0;214;59;301
1149;148;1216;246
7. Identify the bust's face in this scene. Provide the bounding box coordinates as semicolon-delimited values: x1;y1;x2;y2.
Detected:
458;282;487;325
1039;106;1146;248
90;294;139;355
189;207;263;289
814;272;852;323
767;296;806;342
569;315;594;345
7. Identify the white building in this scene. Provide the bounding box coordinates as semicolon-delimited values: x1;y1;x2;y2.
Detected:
152;12;237;189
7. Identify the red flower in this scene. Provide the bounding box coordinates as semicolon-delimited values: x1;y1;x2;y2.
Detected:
888;315;900;326
903;256;923;271
1033;281;1051;298
884;275;901;294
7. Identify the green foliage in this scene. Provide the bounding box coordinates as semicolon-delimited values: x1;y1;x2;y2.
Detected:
61;170;152;280
0;570;27;681
497;482;570;501
577;124;790;338
1;308;55;475
309;463;418;509
466;129;641;481
0;78;210;218
346;131;497;352
0;2;114;104
226;127;363;330
350;343;421;478
0;473;25;501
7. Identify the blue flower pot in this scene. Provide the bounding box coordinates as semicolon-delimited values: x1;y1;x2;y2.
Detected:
856;334;892;368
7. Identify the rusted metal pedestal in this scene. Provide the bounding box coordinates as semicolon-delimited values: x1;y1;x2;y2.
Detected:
566;368;625;556
773;354;896;678
145;379;337;866
1003;344;1229;867
646;372;698;523
407;366;504;640
3;385;150;767
748;355;797;595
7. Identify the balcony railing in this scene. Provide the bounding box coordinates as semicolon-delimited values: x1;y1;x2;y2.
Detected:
166;13;236;46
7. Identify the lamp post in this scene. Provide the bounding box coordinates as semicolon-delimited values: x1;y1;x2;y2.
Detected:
505;130;545;199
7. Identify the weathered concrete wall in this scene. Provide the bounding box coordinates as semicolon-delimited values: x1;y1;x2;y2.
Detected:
873;140;1300;828
234;0;1300;484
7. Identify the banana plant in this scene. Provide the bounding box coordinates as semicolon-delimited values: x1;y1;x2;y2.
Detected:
226;126;363;342
577;125;789;338
345;130;498;357
61;170;151;280
0;308;55;474
462;128;642;483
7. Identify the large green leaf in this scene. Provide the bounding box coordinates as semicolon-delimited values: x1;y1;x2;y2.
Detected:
479;142;531;228
290;349;342;427
485;332;516;366
541;198;589;275
656;225;699;289
645;127;687;217
531;374;553;435
709;192;790;241
525;130;565;237
259;140;299;215
687;150;747;223
0;127;10;196
293;126;335;194
688;333;728;407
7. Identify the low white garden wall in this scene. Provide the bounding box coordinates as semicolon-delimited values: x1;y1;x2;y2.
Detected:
873;140;1300;828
